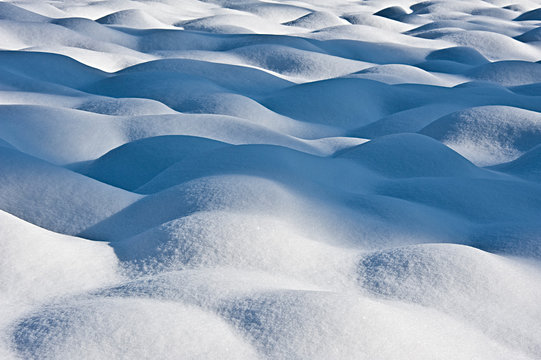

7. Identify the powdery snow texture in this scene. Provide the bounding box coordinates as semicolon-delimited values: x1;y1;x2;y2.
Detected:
0;0;541;359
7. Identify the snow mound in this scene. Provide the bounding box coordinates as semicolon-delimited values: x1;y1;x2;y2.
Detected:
374;6;410;22
81;135;228;191
0;2;48;22
420;106;541;166
426;46;489;65
438;30;541;61
284;11;349;29
1;0;541;358
350;63;454;85
228;2;310;23
0;51;106;89
114;211;356;287
359;244;541;357
466;61;541;86
337;133;481;178
220;290;527;360
0;147;139;235
262;78;414;129
13;298;258;360
0;211;120;303
515;7;541;21
96;9;165;28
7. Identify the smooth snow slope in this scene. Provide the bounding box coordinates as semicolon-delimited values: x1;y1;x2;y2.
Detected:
1;0;541;359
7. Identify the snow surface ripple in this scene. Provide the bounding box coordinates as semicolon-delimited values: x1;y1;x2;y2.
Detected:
1;0;541;359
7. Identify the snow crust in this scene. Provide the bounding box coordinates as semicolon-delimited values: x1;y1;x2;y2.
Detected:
1;0;541;359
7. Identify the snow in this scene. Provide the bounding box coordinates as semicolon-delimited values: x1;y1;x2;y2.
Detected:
1;0;541;359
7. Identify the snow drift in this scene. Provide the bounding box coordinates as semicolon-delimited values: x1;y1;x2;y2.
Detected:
1;0;541;359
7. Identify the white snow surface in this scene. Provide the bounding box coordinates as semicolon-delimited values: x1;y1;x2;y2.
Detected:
1;0;541;359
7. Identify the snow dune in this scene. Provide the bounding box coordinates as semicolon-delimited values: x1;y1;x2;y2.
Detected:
1;0;541;359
